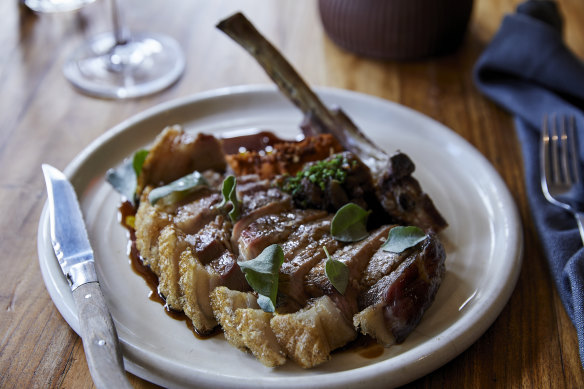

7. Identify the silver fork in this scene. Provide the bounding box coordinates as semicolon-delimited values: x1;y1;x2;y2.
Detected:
541;114;584;245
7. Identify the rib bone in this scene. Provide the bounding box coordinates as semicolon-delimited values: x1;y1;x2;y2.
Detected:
216;12;387;171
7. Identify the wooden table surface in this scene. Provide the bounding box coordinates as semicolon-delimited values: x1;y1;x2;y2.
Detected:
2;0;583;387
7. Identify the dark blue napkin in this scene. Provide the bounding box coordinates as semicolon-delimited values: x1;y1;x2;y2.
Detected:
473;0;584;367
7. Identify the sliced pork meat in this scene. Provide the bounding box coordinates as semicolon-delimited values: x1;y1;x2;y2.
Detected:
171;191;223;234
137;126;227;196
210;287;260;349
157;225;190;311
135;188;223;272
178;248;222;333
134;188;172;275
186;215;233;264
359;228;410;290
270;295;356;368
231;183;293;249
237;209;327;261
135;182;246;334
206;250;248;291
210;287;286;367
125;127;448;369
304;226;391;304
248;225;390;367
354;234;446;345
278;216;341;312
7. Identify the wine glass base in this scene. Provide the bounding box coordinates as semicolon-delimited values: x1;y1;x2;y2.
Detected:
63;32;185;99
24;0;96;13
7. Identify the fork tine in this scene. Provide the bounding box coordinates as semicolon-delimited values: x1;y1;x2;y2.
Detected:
559;115;572;185
541;114;584;244
567;115;581;185
550;114;561;184
542;114;552;188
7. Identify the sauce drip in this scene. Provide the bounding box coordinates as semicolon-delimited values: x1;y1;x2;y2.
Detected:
334;335;385;359
119;201;219;340
358;343;385;359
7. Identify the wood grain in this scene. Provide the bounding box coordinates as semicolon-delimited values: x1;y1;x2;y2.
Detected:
1;0;583;387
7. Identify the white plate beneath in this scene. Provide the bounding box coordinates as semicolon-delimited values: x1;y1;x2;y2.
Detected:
37;85;522;388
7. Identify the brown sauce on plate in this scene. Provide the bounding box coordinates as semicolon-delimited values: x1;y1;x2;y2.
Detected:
334;335;385;359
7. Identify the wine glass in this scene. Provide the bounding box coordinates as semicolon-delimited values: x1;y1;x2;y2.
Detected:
63;0;185;99
23;0;96;13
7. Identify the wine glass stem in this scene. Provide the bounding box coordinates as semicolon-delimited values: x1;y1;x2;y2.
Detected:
111;0;129;45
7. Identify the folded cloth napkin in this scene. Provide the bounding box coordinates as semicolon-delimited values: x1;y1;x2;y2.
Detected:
474;0;584;367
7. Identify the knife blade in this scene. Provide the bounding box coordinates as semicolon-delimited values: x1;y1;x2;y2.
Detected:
42;164;132;389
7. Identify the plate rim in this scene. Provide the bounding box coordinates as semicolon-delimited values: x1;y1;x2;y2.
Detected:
37;84;523;388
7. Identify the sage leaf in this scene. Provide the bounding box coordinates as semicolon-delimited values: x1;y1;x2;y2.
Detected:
381;226;426;253
220;175;241;222
106;149;149;205
323;246;349;294
257;295;275;313
330;203;371;242
238;244;284;313
148;171;208;205
132;149;149;177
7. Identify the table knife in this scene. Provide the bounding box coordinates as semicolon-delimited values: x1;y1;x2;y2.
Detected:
42;164;132;389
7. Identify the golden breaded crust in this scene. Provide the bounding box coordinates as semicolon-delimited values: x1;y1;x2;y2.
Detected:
353;304;396;347
235;309;286;367
157;225;188;310
134;188;170;275
179;249;220;334
210;287;260;350
270;296;356;368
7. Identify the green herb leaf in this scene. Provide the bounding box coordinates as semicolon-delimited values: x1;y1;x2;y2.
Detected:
323;246;349;294
238;244;284;313
148;171;208;205
381;226;426;253
220;175;241;222
132;149;149;177
330;203;370;242
106;149;149;205
256;295;275;313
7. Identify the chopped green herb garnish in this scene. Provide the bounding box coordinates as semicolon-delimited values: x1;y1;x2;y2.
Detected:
281;154;350;194
148;171;208;205
330;203;370;242
323;246;349;294
381;226;426;253
238;244;284;313
219;175;241;222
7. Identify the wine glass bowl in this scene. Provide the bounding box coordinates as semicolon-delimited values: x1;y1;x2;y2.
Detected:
63;0;185;99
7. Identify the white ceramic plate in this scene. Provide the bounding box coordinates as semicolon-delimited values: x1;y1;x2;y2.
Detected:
37;85;522;388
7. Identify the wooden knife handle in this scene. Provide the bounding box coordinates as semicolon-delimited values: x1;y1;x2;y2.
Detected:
72;282;132;389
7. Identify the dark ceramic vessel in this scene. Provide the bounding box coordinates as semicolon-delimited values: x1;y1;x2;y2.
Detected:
318;0;474;60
